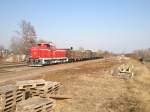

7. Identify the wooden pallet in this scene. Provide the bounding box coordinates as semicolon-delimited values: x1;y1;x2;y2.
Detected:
16;80;61;98
16;97;55;112
16;79;46;90
30;81;61;97
0;85;25;112
0;85;16;112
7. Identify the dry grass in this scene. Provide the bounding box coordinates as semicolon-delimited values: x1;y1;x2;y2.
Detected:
1;57;149;112
41;58;150;112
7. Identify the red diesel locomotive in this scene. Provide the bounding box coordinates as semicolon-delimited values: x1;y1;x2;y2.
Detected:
29;42;68;66
29;42;103;66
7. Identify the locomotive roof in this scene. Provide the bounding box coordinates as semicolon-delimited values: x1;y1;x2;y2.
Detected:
38;42;49;45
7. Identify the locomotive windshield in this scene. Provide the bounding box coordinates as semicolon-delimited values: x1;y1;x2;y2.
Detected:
37;43;56;50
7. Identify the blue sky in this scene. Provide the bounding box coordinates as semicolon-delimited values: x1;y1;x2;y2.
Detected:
0;0;150;53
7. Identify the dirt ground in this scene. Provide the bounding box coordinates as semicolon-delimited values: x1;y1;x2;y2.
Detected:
43;57;150;112
0;57;150;112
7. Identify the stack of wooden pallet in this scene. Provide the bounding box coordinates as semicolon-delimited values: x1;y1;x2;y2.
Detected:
16;79;46;90
0;84;25;112
0;80;60;112
30;81;61;97
16;97;55;112
16;80;61;98
111;64;134;79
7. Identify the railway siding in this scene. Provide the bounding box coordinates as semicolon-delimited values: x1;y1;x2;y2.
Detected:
0;63;27;69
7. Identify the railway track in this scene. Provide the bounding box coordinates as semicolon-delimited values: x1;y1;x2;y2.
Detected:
0;63;27;69
0;58;106;74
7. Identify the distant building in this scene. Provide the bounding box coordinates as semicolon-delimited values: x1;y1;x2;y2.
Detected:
0;49;9;58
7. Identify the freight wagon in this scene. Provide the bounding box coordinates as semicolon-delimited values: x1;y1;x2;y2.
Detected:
66;50;92;61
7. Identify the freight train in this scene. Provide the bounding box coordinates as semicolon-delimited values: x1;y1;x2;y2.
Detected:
29;42;103;66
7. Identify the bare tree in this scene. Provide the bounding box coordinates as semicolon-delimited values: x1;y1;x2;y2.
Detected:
133;49;145;58
10;20;37;55
20;20;37;54
10;36;21;54
133;48;150;60
0;45;4;51
0;44;4;58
